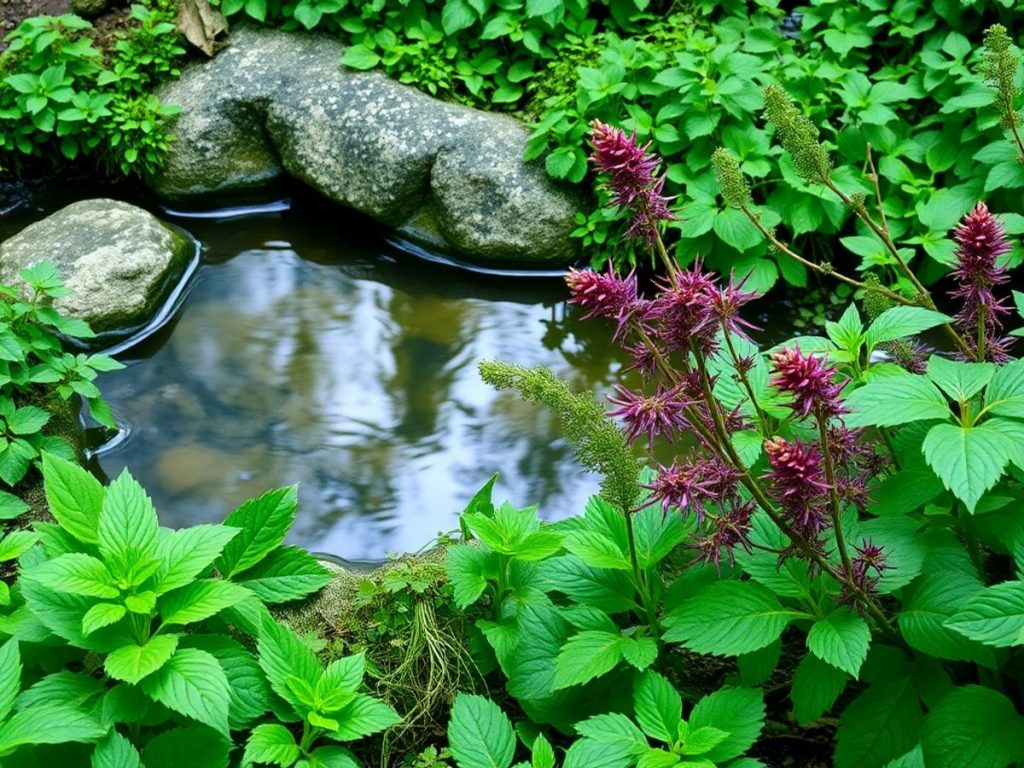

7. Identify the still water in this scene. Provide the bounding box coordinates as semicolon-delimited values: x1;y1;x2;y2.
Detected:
49;189;631;559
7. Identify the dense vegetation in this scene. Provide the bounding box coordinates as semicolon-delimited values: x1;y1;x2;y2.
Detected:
6;0;1024;766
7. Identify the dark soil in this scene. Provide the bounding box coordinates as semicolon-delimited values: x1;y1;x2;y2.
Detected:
0;0;70;45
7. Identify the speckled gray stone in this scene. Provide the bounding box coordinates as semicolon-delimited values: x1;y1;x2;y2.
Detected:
0;199;193;334
148;28;583;266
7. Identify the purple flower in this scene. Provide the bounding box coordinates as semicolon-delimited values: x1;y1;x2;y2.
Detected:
949;203;1014;362
764;437;831;538
642;457;711;517
847;539;887;597
590;120;677;245
651;262;719;354
694;501;755;569
769;346;845;419
607;383;691;446
710;274;762;341
565;267;649;340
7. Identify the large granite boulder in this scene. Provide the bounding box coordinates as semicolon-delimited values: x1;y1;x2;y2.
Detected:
149;28;583;266
0;199;194;335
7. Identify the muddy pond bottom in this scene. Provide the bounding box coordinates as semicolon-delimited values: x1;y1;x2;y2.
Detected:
90;194;629;559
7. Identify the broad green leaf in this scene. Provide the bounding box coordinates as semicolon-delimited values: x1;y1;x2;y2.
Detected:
790;653;847;725
233;545;331;604
159;579;252;626
14;670;102;713
105;634;180;684
536;556;635;614
0;491;29;521
562;738;634;768
688;687;765;763
900;568;994;666
184;635;272;730
0;640;20;723
0;705;105;756
633;671;681;744
217;486;298;576
532;734;557;768
574;713;647;756
926;357;995;402
663;581;806;655
834;675;922;768
844;375;951;428
41;452;104;545
552;630;625;690
98;471;160;580
923;421;1015;512
921;686;1024;768
864;307;952;348
317;654;364;711
141;725;229;768
737;640;780;686
984;358;1024;417
562;531;631;570
0;530;36;562
620;636;658;671
329;693;401;740
447;545;496;609
806;607;871;677
92;730;141;768
945;580;1024;647
82;603;127;636
258;617;322;713
28;553;118;599
243;723;299;768
139;647;231;736
447;694;515;768
152;525;240;594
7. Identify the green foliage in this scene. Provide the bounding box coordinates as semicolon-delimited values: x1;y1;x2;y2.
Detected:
0;264;121;489
0;456;367;766
0;4;184;175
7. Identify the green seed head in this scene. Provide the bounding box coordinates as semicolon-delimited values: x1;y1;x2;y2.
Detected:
861;273;894;320
984;24;1021;131
711;148;751;208
763;85;832;185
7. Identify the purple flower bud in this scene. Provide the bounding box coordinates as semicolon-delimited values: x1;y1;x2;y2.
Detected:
607;383;691;446
769;346;846;420
764;437;831;538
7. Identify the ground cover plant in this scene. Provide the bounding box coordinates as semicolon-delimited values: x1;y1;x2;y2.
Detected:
0;1;184;175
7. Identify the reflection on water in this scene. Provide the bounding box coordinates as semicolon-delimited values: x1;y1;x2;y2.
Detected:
91;194;630;558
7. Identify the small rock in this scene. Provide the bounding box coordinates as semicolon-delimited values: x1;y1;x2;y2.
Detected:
0;199;194;336
70;0;109;16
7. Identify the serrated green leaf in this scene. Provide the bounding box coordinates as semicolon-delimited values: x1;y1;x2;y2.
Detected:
790;653;847;725
139;647;231;736
233;545;331;604
217;486;298;576
330;693;401;741
243;723;299;767
926;357;995;402
945;580;1024;647
447;693;515;768
258;617;322;714
41;452;103;545
921;685;1024;768
633;671;680;744
152;524;240;594
159;579;252;626
806;607;871;677
923;421;1014;512
844;374;951;428
552;630;625;690
984;358;1024;417
834;675;922;768
0;640;20;723
687;687;765;762
105;634;180;684
0;704;105;756
92;730;141;768
865;307;952;348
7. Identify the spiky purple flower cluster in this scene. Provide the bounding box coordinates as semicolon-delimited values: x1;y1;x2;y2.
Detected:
769;346;845;419
846;540;887;599
607;383;691;446
589;120;677;245
949;203;1013;362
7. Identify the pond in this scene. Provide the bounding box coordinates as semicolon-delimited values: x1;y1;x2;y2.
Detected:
3;182;802;561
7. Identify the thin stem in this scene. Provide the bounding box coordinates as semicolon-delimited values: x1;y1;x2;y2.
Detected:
653;230;680;285
722;322;771;436
977;306;987;363
817;411;853;578
864;146;890;237
737;204;913;306
624;511;660;637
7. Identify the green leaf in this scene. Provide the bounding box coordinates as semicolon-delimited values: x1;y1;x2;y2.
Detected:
82;603;127;635
185;635;272;730
620;636;658;671
0;705;105;756
574;713;647;756
141;725;229;768
0;491;29;521
864;307;952;348
713;207;761;251
233;545;331;603
243;723;299;768
447;545;496;609
552;630;625;690
525;0;559;16
0;530;36;562
329;694;401;740
562;531;631;571
0;640;20;723
806;607;871;677
139;647;231;736
737;640;780;686
834;675;922;768
532;734;556;768
98;471;160;580
441;0;476;34
159;579;252;626
341;45;379;70
545;147;577;179
927;357;996;402
105;634;180;684
921;686;1024;768
983;358;1024;417
8;406;48;435
92;731;141;768
152;524;240;594
42;452;103;545
923;421;1014;512
844;374;951;428
217;486;297;576
790;653;847;725
945;580;1024;647
663;581;804;655
563;738;634;768
687;687;765;763
633;671;680;744
28;553;118;598
258;617;322;714
448;694;515;768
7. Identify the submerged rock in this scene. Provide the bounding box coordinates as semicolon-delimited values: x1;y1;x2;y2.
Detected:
0;199;194;336
149;28;583;266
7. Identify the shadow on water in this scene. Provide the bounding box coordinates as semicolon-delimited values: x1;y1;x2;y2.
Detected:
2;180;802;559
